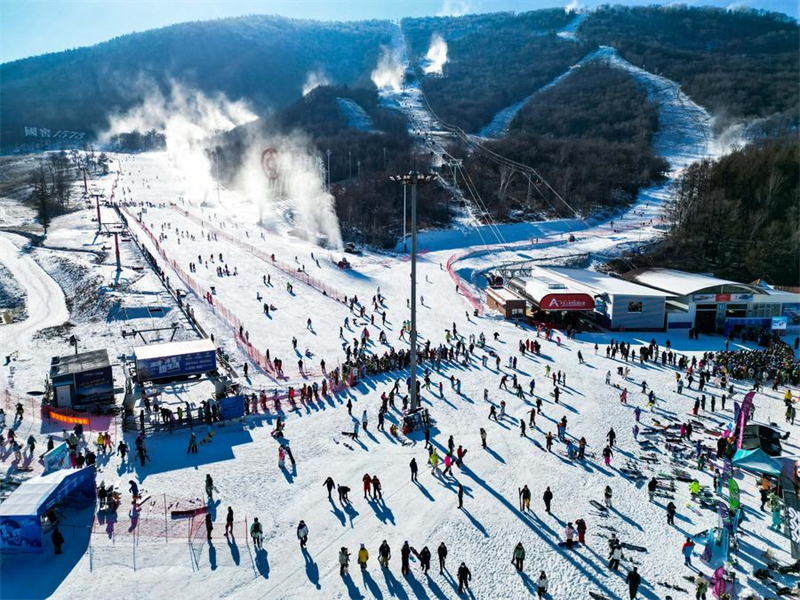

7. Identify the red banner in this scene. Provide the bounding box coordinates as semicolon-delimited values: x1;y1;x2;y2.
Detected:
539;293;594;311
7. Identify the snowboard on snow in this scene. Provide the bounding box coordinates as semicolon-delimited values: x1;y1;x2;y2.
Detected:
333;438;354;451
590;500;608;512
621;542;647;553
557;541;581;549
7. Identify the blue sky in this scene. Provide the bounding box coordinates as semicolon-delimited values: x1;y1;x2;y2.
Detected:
1;0;797;63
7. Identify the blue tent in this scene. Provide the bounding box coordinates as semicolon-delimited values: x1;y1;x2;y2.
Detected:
732;448;782;476
0;467;95;554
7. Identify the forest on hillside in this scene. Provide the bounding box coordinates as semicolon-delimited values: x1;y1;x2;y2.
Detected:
459;63;668;219
610;138;799;286
402;10;592;133
579;5;800;126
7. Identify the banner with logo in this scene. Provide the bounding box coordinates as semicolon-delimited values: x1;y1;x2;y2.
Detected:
43;442;70;473
728;478;740;512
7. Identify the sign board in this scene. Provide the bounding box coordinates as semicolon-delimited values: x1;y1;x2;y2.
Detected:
43;442;70;473
0;516;43;554
220;395;245;421
728;478;740;512
539;293;594;311
693;293;753;302
74;366;114;405
136;348;216;382
772;316;788;331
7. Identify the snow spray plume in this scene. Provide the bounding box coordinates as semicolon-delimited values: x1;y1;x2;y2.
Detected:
564;0;583;13
371;45;405;92
437;0;471;17
422;34;448;76
232;128;343;249
303;69;331;96
102;81;256;202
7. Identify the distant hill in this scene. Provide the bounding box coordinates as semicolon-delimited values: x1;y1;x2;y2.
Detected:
0;16;395;148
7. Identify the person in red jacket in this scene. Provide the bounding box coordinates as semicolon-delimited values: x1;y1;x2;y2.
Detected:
575;518;587;544
363;473;372;499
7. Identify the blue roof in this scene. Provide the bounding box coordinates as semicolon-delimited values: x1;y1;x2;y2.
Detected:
0;467;96;518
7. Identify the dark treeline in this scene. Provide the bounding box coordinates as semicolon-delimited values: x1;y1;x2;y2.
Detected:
460;63;668;219
402;10;591;133
110;130;166;152
611;138;799;286
579;5;799;126
216;86;450;247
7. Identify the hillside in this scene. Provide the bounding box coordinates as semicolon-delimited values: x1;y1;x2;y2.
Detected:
0;16;395;148
579;5;800;126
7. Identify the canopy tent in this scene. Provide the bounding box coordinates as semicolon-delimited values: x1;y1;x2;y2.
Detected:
732;448;782;476
0;467;95;554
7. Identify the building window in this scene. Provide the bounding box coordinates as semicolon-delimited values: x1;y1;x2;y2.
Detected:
628;301;643;313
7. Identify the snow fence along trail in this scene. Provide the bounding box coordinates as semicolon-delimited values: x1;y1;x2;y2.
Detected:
0;233;68;343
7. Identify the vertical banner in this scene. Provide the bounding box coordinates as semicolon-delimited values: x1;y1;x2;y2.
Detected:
781;458;800;559
737;392;755;449
718;501;732;532
728;478;740;512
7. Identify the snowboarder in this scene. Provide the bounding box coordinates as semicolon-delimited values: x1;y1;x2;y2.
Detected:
682;538;695;566
297;520;309;547
626;566;641;599
250;517;263;549
205;474;217;500
604;485;613;508
608;544;622;571
648;477;658;502
520;485;532;512
666;501;677;525
410;458;418;482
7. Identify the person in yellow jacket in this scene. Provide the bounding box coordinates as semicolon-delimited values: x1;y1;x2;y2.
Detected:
357;543;369;570
430;448;439;475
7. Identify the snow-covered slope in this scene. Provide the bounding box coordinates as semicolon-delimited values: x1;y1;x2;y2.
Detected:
336;98;376;133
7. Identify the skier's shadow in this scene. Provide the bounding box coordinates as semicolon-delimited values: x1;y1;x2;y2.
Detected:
361;569;383;599
382;566;407;599
208;540;217;570
402;571;431;600
302;547;321;589
413;481;434;502
255;548;270;578
226;534;240;565
280;466;294;484
342;572;363;599
329;498;346;526
459;507;488;538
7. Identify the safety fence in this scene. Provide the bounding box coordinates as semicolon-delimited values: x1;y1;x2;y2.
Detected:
445;250;484;316
1;390;41;422
170;204;348;305
118;203;332;383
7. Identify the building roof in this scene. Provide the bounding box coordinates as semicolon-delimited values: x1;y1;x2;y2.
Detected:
50;349;110;378
620;268;762;297
0;467;95;518
541;267;671;298
487;287;525;303
134;339;216;361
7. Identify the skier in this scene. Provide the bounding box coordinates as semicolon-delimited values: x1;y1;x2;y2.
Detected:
205;512;213;541
626;566;641;599
458;483;464;509
339;547;350;575
297;520;309;548
602;445;614;467
682;537;695;566
480;428;487;449
419;546;431;574
225;506;234;536
401;541;411;575
250;517;263;549
536;571;548;598
357;543;369;570
437;542;448;573
512;542;525;571
205;474;218;500
457;562;472;594
604;485;613;508
323;476;335;499
543;486;553;513
564;522;576;548
520;485;532;512
608;544;622;571
378;540;391;568
52;526;64;555
363;473;372;499
575;518;587;544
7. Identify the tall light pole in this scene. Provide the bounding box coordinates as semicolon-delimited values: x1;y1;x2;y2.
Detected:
390;171;436;412
403;186;407;253
326;149;332;191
